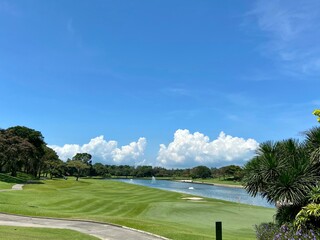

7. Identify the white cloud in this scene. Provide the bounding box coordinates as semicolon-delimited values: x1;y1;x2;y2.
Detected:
49;136;147;165
157;129;259;168
249;0;320;76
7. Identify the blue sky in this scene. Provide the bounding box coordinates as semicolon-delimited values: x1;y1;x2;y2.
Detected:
1;0;319;168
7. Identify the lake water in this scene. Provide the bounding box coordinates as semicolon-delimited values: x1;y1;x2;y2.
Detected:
115;179;274;208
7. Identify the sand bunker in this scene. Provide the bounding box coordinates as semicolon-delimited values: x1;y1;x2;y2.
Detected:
182;197;204;201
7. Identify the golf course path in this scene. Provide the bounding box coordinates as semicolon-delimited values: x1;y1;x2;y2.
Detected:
0;213;169;240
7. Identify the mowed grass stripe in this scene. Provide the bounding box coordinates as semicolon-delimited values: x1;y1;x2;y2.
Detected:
0;178;275;240
0;226;99;240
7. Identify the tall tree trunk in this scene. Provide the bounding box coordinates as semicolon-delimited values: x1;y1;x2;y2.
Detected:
76;169;80;181
11;167;17;177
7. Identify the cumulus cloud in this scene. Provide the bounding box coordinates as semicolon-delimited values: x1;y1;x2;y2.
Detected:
157;129;259;168
49;136;146;165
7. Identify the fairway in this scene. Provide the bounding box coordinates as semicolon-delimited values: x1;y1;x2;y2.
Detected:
0;226;99;240
0;178;275;240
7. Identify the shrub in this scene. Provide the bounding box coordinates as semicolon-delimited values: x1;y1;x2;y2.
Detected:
255;222;320;240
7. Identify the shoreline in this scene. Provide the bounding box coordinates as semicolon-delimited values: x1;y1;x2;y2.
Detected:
177;180;244;189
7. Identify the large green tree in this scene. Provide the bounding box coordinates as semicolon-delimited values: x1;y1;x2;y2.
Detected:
67;153;92;181
6;126;46;177
0;129;35;176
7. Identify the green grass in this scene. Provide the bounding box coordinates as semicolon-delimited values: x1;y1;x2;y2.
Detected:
194;178;243;186
0;178;275;240
0;181;13;189
0;226;99;240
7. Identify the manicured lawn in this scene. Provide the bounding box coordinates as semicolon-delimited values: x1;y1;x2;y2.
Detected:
194;178;243;186
0;178;274;240
0;181;14;189
0;226;99;240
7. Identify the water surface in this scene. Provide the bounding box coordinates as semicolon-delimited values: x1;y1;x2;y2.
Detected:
114;179;274;208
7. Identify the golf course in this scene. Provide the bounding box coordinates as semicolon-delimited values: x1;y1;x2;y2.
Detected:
0;178;275;240
0;226;100;240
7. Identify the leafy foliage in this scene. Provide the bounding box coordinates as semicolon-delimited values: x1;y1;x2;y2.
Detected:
295;186;320;230
313;109;320;123
190;165;211;178
243;127;320;225
67;153;92;181
0;126;66;179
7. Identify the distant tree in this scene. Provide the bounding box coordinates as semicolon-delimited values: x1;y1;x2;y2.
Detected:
121;165;134;178
67;153;92;181
72;153;92;165
220;165;244;181
153;167;170;177
210;167;219;178
42;146;65;178
190;165;211;179
92;163;107;176
134;166;153;177
224;165;241;176
182;168;191;178
67;160;89;181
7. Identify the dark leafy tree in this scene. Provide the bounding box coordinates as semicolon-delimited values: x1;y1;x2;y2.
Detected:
72;153;92;165
92;163;108;177
0;130;35;176
190;165;211;178
134;166;153;177
6;126;46;177
42;146;65;178
67;153;92;181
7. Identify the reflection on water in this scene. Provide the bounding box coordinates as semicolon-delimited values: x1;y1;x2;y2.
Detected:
114;179;274;208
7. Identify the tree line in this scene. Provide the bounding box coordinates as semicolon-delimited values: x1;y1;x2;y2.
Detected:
0;126;244;181
91;163;243;180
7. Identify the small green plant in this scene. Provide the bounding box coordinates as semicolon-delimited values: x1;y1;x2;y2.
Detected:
295;186;320;230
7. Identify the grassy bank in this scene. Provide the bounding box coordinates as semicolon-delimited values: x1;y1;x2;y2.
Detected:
0;181;13;189
0;226;99;240
193;178;243;186
0;178;274;239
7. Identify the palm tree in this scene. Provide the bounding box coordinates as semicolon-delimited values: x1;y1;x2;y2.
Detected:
243;138;320;224
243;141;282;199
305;126;320;163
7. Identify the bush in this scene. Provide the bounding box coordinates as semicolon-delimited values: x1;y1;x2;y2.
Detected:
255;222;320;240
255;222;278;240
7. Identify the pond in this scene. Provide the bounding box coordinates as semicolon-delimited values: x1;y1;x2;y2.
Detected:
114;179;274;208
